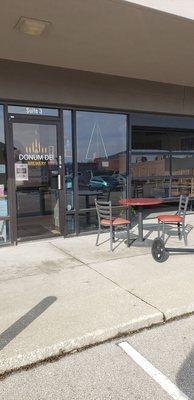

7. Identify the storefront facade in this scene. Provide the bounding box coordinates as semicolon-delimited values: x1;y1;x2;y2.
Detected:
2;58;194;246
2;1;194;242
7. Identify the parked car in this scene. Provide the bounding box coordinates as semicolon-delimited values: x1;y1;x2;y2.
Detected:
88;175;119;191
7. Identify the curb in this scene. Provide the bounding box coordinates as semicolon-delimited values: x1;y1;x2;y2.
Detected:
1;308;194;379
0;311;163;378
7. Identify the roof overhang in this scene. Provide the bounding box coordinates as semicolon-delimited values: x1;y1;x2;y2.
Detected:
1;0;194;86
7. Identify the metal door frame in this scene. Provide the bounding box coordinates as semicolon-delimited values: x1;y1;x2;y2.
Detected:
7;113;65;243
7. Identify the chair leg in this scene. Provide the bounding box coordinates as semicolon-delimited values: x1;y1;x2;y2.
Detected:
182;223;187;246
127;224;130;247
162;222;165;241
112;226;115;242
158;220;160;238
96;227;101;246
110;225;113;251
177;223;181;240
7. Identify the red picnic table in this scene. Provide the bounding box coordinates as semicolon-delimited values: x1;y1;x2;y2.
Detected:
119;197;163;243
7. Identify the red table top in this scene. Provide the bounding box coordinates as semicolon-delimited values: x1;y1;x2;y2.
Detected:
119;197;163;206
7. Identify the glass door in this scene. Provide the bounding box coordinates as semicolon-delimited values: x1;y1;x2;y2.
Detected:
11;120;64;240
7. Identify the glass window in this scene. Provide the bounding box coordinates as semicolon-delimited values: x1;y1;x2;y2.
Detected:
0;220;10;244
76;111;127;232
131;178;171;198
171;155;194;196
131;153;170;198
66;214;75;234
77;111;127;203
131;113;194;203
171;154;194;176
132;113;194;151
8;105;59;117
0;106;8;216
13;123;60;239
0;105;10;244
131;154;170;178
63;110;73;212
79;210;98;233
64;110;75;235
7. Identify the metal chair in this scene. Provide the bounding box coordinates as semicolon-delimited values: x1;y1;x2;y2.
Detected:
95;199;130;251
157;195;189;244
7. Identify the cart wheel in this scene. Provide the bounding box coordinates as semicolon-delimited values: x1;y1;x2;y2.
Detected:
151;238;169;263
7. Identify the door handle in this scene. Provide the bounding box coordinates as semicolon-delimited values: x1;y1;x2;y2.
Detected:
58;174;62;190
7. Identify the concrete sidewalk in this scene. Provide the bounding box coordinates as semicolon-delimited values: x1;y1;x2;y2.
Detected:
0;217;194;375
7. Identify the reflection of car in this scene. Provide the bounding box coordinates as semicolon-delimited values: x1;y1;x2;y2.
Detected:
89;176;119;190
111;172;126;186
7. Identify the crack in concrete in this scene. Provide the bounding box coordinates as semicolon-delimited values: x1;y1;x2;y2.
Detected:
50;242;165;321
87;263;166;322
50;242;86;265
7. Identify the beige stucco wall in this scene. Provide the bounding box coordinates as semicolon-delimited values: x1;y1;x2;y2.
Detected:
0;59;194;116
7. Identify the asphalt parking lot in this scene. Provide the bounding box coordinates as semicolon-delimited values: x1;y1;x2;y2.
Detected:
1;314;194;400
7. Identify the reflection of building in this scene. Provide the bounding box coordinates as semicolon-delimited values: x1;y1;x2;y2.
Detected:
132;158;167;177
94;152;126;174
132;156;194;178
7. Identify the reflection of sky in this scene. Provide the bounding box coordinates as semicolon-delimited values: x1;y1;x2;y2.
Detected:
63;110;73;163
131;113;194;129
76;112;126;162
13;124;58;159
63;110;72;139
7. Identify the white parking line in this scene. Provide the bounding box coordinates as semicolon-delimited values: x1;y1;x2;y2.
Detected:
119;342;190;400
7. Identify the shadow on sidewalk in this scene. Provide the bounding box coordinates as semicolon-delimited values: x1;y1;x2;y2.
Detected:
0;296;57;351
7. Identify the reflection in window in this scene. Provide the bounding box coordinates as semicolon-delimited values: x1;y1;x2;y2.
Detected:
131;152;170;198
132;178;170;198
76;112;127;231
64;110;75;234
131;113;194;202
132;113;194;151
0;220;10;244
79;211;98;233
131;154;170;178
66;214;75;234
171;155;194;196
0;105;9;244
13;123;60;239
172;155;194;176
131;153;194;198
64;110;73;212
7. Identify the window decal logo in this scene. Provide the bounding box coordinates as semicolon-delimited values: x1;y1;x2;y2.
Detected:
19;137;54;162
